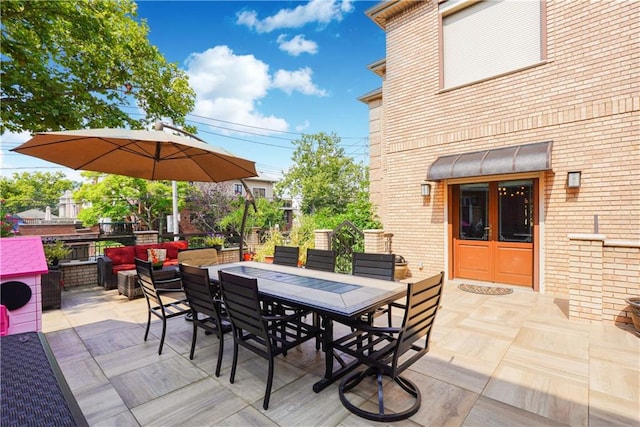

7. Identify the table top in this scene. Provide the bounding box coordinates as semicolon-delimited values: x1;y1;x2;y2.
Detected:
207;261;406;319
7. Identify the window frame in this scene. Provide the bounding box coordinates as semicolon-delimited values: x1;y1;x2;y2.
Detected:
438;0;547;91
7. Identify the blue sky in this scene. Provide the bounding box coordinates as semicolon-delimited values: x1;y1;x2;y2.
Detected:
1;0;386;181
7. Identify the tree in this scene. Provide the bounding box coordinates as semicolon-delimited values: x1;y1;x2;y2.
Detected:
184;182;236;234
276;132;368;215
1;0;195;134
73;172;188;230
219;196;285;238
0;172;74;214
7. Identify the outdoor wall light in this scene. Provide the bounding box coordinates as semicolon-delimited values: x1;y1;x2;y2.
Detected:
421;182;432;196
567;171;581;188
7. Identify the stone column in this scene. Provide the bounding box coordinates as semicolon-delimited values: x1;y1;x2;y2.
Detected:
364;229;386;254
568;234;604;321
135;230;159;245
314;229;332;250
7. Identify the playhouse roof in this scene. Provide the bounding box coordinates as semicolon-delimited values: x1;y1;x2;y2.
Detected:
0;237;49;279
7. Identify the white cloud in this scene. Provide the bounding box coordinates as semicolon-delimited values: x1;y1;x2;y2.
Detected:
237;0;355;33
277;34;318;56
272;67;327;96
295;120;311;132
185;46;288;134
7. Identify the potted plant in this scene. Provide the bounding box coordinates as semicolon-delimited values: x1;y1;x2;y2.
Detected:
203;234;225;252
625;297;640;334
43;239;72;268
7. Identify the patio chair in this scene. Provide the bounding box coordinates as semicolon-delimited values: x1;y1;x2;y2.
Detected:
273;245;300;267
179;264;232;376
218;270;318;410
136;258;190;355
304;248;337;349
333;271;444;422
352;252;396;325
305;248;336;272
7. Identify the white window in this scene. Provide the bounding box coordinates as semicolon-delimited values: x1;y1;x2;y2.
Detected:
441;0;544;89
234;184;243;195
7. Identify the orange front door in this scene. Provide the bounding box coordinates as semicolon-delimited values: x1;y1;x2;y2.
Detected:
452;180;535;287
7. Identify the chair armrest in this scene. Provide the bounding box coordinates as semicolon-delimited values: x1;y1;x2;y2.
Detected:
336;317;402;335
154;277;182;291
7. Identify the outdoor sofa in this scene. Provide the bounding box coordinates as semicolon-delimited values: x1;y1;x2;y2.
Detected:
97;241;188;289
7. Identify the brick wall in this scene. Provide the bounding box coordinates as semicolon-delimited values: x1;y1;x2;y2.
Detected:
365;0;640;295
134;231;159;245
569;235;640;324
60;261;98;288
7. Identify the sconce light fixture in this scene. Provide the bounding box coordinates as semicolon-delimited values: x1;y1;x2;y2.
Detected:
567;171;581;188
421;182;432;196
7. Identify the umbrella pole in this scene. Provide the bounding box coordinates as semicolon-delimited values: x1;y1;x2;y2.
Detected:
172;181;179;241
239;180;257;261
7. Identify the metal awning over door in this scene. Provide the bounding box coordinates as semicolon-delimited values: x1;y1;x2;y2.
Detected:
427;141;552;180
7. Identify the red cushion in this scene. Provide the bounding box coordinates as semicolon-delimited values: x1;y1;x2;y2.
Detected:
163;259;179;267
105;246;136;265
112;263;135;273
134;244;158;261
161;241;188;259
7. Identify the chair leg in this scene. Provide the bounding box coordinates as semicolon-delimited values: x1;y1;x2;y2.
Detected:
386;304;393;327
263;357;274;410
189;320;197;360
143;311;151;341
158;317;167;355
229;341;239;384
339;368;422;422
215;333;224;377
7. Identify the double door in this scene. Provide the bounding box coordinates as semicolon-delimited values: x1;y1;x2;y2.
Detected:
451;179;537;287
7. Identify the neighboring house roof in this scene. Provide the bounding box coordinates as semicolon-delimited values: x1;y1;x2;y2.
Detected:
358;87;383;103
244;172;280;183
15;209;58;219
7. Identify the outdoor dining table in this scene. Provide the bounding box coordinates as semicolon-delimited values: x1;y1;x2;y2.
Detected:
206;261;407;392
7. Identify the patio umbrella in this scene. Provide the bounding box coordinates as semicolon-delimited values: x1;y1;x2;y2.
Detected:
12;126;258;260
11;127;257;182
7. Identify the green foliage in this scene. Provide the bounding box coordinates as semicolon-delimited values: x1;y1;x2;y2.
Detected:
219;196;285;237
0;172;75;214
1;0;195;134
275;132;366;215
73;172;188;229
184;182;235;233
42;239;72;265
253;228;285;262
0;199;15;237
203;234;225;246
288;215;317;265
312;193;382;231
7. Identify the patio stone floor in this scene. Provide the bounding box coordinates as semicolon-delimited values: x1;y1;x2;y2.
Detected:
41;281;640;426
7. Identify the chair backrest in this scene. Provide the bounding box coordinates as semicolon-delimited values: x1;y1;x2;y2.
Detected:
352;252;395;281
394;271;444;373
273;245;299;267
218;271;269;345
179;264;218;319
135;258;161;303
305;249;336;272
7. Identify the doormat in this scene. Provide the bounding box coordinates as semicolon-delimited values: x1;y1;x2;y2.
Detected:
458;284;513;295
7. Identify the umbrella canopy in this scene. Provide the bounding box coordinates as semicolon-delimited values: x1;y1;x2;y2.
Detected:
11;128;257;182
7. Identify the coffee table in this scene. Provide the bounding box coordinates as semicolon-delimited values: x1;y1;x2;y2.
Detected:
117;268;178;300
